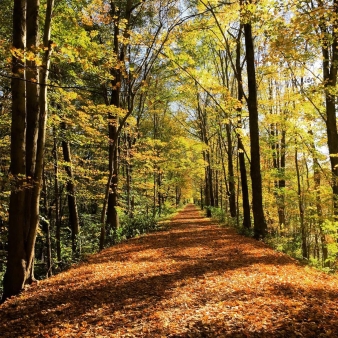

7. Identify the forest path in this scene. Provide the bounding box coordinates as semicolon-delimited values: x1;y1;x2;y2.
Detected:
1;204;338;337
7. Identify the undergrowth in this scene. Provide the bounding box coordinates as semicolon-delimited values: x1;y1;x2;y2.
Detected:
205;206;338;273
0;203;183;297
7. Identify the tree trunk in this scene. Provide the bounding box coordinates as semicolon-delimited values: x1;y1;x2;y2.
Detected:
61;122;80;255
309;130;328;266
226;123;237;218
214;170;219;208
197;91;214;217
295;148;308;259
125;133;133;217
3;0;54;301
2;0;28;301
99;168;113;250
244;20;267;238
52;132;61;261
42;173;52;277
106;1;137;232
238;136;251;229
158;171;162;216
204;152;212;217
218;132;230;215
234;24;251;229
23;0;40;286
106;13;121;231
278;129;286;227
25;0;39;179
40;0;55;265
320;0;338;217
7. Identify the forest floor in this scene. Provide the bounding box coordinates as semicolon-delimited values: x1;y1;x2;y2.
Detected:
1;205;338;338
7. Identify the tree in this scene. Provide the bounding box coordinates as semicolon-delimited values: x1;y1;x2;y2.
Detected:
243;2;267;238
2;0;55;301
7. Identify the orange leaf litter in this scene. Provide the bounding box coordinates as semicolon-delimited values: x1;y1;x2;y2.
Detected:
1;205;338;337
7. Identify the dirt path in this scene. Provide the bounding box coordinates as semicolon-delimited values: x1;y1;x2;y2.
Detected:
1;204;338;337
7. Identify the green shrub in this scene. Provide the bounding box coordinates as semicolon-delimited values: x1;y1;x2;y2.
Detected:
108;214;159;244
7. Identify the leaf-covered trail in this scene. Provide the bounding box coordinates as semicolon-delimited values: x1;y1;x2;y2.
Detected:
1;205;338;337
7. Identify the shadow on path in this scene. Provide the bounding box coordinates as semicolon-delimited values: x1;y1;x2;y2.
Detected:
1;204;338;337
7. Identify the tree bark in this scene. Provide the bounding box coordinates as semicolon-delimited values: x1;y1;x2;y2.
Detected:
309;130;328;266
22;0;40;285
234;24;251;229
197;90;214;217
52;132;61;261
42;173;52;277
25;0;39;178
226;123;237;218
106;2;122;232
278;129;286;227
320;0;338;217
244;19;267;238
3;0;54;301
61;122;80;254
25;0;43;283
2;0;28;302
295;147;308;259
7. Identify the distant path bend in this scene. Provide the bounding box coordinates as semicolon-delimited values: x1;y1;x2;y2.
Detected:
1;204;338;337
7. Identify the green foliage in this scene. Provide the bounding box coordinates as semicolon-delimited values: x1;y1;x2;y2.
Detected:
265;233;302;259
208;206;256;237
209;206;226;223
236;224;254;238
109;214;159;244
78;214;101;256
321;220;338;268
158;202;177;218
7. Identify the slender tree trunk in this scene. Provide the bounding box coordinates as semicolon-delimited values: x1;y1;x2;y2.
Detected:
175;185;179;208
52;132;61;261
46;217;52;277
238;136;251;228
42;173;52;277
244;19;267;238
226;123;237;217
220;178;223;210
316;167;329;265
158;172;162;216
125;134;133;217
39;0;55;267
218;132;230;214
214;170;219;208
61;122;80;254
295;148;308;259
206;151;214;209
99;171;113;250
277;129;286;227
106;94;120;233
235;25;251;229
204;129;214;213
309;130;328;266
26;0;39;179
153;169;157;217
204;152;212;217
